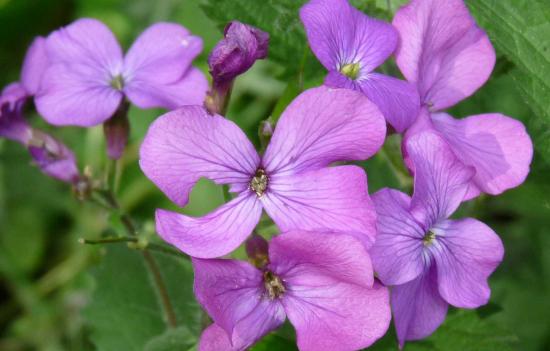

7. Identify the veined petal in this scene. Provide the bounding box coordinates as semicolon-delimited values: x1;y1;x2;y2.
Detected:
406;130;474;226
123;23;202;92
139;106;260;207
283;280;390;351
392;266;448;348
261;166;377;248
193;259;285;348
269;230;374;288
35;64;123;126
323;72;419;133
263;87;385;176
269;230;388;351
125;67;207;110
432;112;533;198
357;73;419;133
21;37;49;95
37;19;124;126
393;0;495;110
156;193;262;258
432;218;504;308
370;188;426;286
300;0;397;73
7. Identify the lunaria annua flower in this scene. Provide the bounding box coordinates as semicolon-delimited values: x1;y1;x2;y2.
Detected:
195;230;390;351
300;0;420;133
370;130;504;347
35;18;208;127
395;0;533;198
140;86;386;258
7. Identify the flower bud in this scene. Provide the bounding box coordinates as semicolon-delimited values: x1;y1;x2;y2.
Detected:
208;21;269;87
103;101;130;160
28;130;80;183
245;234;269;269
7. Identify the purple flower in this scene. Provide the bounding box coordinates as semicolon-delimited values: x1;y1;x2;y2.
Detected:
35;18;208;127
140;86;386;258
195;230;390;351
300;0;420;133
370;130;504;347
208;21;269;87
394;0;533;198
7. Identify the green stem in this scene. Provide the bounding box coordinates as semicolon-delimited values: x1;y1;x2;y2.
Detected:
88;188;180;328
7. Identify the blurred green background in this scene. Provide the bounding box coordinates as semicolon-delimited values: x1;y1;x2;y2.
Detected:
1;0;549;350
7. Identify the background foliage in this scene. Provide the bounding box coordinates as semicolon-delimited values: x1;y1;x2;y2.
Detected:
0;0;549;350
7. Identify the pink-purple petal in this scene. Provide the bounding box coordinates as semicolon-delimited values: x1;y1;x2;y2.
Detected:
261;166;377;248
156;193;262;258
263;86;386;175
139;106;259;207
300;0;397;73
357;73;420;133
432;218;504;308
370;188;426;286
392;266;448;348
406;130;474;226
21;37;49;95
199;324;248;351
35;64;123;126
125;67;207;110
45;18;123;72
283;281;390;351
123;23;203;107
269;230;374;288
431;112;533;198
193;258;285;348
393;0;495;110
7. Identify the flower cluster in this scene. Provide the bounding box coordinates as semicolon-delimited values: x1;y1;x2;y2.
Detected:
1;0;534;350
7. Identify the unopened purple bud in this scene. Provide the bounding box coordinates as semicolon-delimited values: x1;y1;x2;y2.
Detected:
208;21;269;86
28;130;80;183
103;101;130;160
245;234;269;269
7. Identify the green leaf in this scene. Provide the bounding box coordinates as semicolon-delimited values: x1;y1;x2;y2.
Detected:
84;246;200;351
467;0;550;162
402;310;518;351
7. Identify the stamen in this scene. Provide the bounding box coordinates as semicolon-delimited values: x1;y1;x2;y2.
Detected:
110;74;125;91
250;168;268;197
340;63;361;80
263;271;285;299
422;230;436;246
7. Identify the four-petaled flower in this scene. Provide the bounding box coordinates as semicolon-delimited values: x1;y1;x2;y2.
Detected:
300;0;420;133
35;18;208;127
370;130;504;347
394;0;533;198
140;86;386;258
195;230;390;351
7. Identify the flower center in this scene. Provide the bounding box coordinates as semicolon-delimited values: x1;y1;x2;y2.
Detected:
263;271;285;300
340;63;361;80
422;230;437;246
110;74;125;91
250;168;268;197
